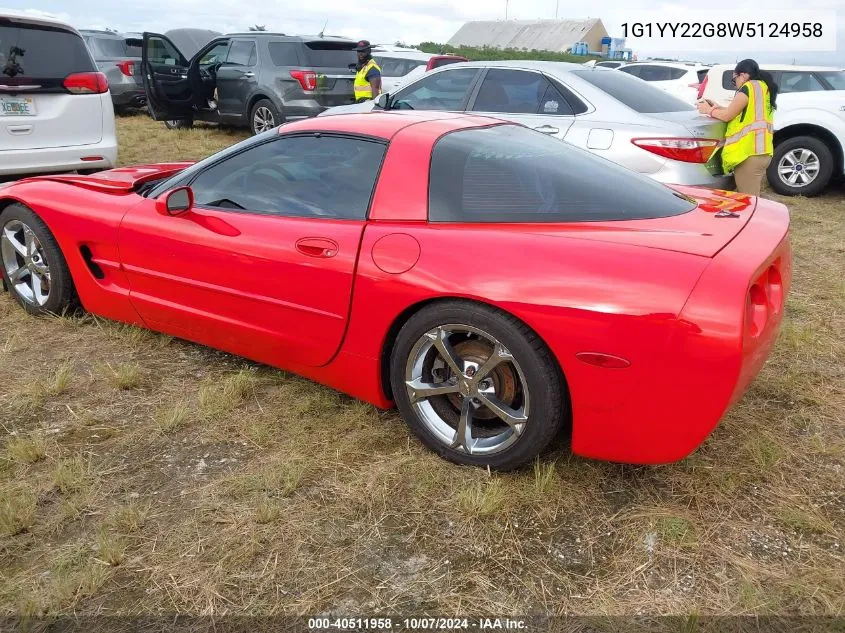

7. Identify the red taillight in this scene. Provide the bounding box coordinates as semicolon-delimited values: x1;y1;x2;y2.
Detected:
697;74;709;100
746;263;784;338
746;283;768;338
290;70;317;91
116;61;134;77
63;72;109;94
631;137;721;163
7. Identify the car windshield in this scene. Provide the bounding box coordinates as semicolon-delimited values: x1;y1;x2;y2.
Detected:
818;71;845;90
572;69;695;113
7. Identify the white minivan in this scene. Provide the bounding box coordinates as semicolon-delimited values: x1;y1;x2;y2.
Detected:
0;11;117;177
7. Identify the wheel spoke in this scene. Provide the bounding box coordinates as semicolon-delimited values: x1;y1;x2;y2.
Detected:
2;228;27;258
778;165;795;175
798;149;811;163
782;153;797;166
478;393;527;429
406;377;459;403
472;343;513;384
450;397;475;453
426;328;465;378
804;162;820;175
23;226;36;258
8;266;28;284
787;171;800;185
32;260;48;275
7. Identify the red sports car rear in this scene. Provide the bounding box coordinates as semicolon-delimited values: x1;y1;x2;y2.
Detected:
0;112;791;470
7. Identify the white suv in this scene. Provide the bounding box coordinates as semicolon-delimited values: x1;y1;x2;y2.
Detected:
700;64;845;196
618;62;711;104
0;11;117;177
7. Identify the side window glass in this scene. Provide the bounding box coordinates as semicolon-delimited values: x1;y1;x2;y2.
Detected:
779;72;825;93
392;68;478;111
226;40;256;67
199;42;230;66
189;136;387;220
538;82;575;116
147;36;185;66
472;69;549;114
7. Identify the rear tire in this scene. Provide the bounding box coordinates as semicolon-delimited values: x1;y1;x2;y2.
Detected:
0;204;77;316
249;99;282;135
767;136;834;197
390;301;566;470
164;117;194;130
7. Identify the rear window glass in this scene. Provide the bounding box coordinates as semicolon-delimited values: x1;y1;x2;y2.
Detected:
303;42;357;69
818;70;845;90
721;70;735;90
90;37;129;58
572;69;694;112
429;125;696;223
696;69;708;83
0;23;94;79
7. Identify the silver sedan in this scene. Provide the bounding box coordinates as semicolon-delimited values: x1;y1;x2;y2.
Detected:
321;60;730;189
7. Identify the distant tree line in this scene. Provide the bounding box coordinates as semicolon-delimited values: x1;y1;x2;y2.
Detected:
416;42;601;63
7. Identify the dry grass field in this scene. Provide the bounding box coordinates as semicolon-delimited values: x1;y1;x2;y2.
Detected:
1;113;843;622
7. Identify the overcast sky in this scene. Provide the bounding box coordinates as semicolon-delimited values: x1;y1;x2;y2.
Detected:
3;0;843;65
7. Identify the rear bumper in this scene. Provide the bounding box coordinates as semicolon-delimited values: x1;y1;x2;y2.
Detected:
112;90;146;108
0;139;118;176
651;160;732;189
569;196;791;464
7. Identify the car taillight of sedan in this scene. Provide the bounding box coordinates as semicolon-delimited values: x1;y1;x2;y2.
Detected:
631;137;721;163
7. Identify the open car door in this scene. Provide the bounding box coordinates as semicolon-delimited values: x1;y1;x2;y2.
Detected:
140;32;194;121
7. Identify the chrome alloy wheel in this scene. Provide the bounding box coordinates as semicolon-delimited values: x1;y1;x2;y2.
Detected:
777;148;820;188
1;219;51;306
253;106;276;133
404;324;530;456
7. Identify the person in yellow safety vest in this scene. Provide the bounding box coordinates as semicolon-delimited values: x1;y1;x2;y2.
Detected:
697;58;778;196
353;40;382;103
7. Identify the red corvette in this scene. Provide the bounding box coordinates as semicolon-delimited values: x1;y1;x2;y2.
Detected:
0;112;791;470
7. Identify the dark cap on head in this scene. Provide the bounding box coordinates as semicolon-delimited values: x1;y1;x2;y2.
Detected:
354;40;372;52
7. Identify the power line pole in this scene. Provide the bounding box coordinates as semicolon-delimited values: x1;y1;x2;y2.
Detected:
555;0;559;18
505;0;508;19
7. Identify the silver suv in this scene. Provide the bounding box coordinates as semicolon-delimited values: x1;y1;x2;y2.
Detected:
80;29;145;112
141;31;360;135
323;61;730;189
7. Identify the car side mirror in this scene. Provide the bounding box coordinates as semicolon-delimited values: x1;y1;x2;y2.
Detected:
374;92;390;110
156;186;193;216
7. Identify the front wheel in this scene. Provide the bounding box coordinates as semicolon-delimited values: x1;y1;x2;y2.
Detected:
390;301;566;470
767;136;834;197
0;204;77;316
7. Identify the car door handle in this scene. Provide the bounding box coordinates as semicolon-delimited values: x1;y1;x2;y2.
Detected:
242;72;255;79
296;237;338;258
534;125;560;135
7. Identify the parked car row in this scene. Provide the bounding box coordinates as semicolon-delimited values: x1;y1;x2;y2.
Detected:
3;9;844;197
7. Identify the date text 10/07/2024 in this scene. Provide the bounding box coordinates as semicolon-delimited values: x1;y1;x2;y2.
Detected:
621;22;823;38
307;618;527;630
